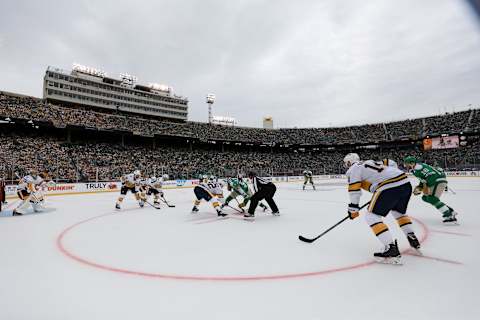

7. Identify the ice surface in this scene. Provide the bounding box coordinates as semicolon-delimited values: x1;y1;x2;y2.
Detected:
0;178;479;320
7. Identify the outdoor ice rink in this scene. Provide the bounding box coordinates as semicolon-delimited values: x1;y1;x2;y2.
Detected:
0;177;479;320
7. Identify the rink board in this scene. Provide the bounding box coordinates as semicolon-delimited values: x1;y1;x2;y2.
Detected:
4;171;479;200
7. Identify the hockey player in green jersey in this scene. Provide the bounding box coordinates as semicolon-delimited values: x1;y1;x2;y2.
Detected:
222;177;268;212
404;156;458;224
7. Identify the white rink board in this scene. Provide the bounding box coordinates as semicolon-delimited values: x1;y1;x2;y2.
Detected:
5;171;479;199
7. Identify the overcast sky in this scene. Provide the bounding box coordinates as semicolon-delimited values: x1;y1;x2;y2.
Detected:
1;0;480;128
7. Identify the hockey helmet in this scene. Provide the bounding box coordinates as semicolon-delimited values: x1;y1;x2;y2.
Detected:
403;156;418;165
29;169;38;178
343;153;360;168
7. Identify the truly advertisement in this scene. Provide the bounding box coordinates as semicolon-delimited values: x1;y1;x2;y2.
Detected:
84;182;119;190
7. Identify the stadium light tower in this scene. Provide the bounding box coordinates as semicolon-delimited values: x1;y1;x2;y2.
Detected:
206;93;216;124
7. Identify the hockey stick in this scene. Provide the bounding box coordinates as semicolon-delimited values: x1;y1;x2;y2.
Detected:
226;203;244;214
144;200;161;210
160;196;175;207
446;186;456;195
234;198;245;212
298;201;371;243
236;196;269;213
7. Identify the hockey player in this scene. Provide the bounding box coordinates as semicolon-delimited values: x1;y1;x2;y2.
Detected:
222;177;268;212
0;177;6;206
191;175;227;217
382;159;398;168
403;156;458;224
13;169;44;215
303;170;315;190
145;174;169;206
344;153;421;264
244;172;279;219
115;170;144;209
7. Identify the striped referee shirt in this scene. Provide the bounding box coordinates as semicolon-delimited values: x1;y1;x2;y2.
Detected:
252;176;272;193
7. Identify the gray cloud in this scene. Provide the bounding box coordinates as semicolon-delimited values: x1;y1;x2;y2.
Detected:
1;0;479;127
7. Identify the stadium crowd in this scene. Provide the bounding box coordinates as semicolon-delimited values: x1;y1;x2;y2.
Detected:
1;91;479;182
1;132;478;182
1;92;478;146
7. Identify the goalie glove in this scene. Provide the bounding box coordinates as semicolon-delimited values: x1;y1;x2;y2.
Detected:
347;203;360;220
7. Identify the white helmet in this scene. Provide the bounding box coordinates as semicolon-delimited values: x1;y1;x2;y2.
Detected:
150;176;157;183
134;170;141;176
343;153;360;168
29;169;38;177
162;174;169;181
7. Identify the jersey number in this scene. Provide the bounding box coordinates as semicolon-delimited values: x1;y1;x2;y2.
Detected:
365;162;384;173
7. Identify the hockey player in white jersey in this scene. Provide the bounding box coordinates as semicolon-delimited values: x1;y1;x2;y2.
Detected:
13;169;44;215
115;170;144;209
145;174;168;206
382;159;398;168
344;153;420;264
191;175;227;217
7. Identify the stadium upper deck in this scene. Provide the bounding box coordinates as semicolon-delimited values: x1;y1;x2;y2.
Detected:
43;65;188;120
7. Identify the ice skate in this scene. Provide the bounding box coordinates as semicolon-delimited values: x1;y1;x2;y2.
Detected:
374;241;402;265
217;211;228;217
243;212;255;220
442;210;458;225
407;232;422;255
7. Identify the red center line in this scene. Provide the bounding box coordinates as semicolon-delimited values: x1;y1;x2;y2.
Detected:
194;217;229;224
429;229;472;237
408;218;464;265
404;252;463;265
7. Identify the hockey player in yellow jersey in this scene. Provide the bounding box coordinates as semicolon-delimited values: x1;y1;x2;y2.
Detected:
344;153;421;264
115;170;144;209
382;159;398;168
191;175;227;217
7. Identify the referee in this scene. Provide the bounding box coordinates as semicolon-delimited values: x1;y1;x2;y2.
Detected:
245;171;279;218
0;177;6;212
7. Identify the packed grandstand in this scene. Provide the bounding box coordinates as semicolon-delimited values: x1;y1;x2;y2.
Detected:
1;90;479;183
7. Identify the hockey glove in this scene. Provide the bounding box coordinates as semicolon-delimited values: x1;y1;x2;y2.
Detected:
413;185;423;196
347;203;360;219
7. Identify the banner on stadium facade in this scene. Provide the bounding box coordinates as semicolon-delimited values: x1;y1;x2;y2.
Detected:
423;136;459;150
